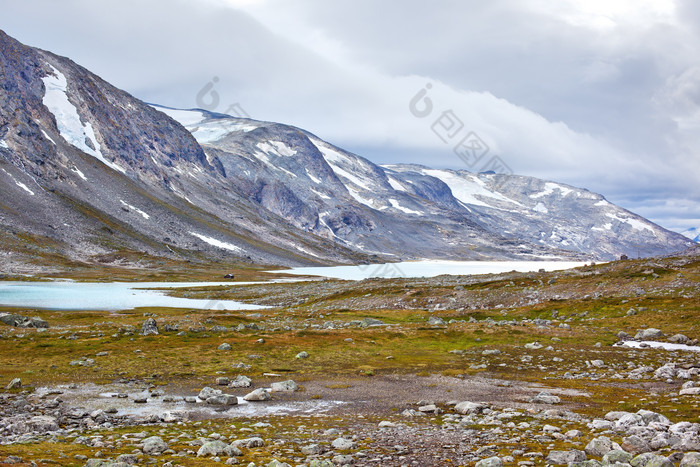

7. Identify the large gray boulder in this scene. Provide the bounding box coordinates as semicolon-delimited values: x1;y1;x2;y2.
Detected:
141;436;168;455
0;313;48;328
141;318;158;336
270;380;298;392
475;457;502;467
546;450;586;465
454;401;487;415
630;453;673;467
243;388;270;401
586;436;622;457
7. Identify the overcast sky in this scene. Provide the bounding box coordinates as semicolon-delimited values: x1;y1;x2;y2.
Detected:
2;0;699;235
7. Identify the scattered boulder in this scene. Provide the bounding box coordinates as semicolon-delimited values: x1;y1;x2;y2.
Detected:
546;450;586;465
428;316;445;326
475;457;502;467
296;351;309;359
623;435;653;455
630;453;673;467
331;437;356;450
230;375;252;388
603;450;633;465
585;436;621;457
6;378;21;390
141;318;158;336
636;328;663;340
218;343;232;351
141;436;168;455
0;313;48;328
206;394;238;406
270;380;298;392
680;452;700;466
197;440;240;457
530;391;561;404
243;388;271;401
454;401;487;415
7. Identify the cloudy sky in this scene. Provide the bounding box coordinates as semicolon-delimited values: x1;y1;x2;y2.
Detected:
2;0;699;236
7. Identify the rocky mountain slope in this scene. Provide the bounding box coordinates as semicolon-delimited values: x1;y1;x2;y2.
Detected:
156;105;693;261
0;30;693;273
0;30;369;273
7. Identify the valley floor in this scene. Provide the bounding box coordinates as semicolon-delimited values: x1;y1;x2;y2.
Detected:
0;250;699;466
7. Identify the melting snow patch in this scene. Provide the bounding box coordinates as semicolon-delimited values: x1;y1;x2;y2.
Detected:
306;169;321;184
423;169;522;209
605;213;654;233
594;199;609;207
190;232;243;253
15;181;35;196
1;168;35;195
120;200;150;220
389;198;422;215
311;188;330;199
387;176;407;192
0;140;9;149
153;107;205;126
615;341;700;353
530;182;573;199
71;167;87;181
347;187;375;208
532;202;548;213
40;130;56;145
42;64;125;174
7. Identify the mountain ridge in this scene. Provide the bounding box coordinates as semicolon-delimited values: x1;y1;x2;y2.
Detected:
0;30;693;275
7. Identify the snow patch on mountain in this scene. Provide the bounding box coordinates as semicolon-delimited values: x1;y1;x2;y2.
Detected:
71;167;87;181
190;232;243;253
310;188;330;199
305;169;321;184
422;169;522;209
257;141;296;157
387;176;406;192
531;182;573;199
389;199;422;215
533;202;548;213
0;140;8;149
42;64;125;174
1;168;34;195
679;226;700;242
120;200;150;220
155;107;205;126
605;213;655;233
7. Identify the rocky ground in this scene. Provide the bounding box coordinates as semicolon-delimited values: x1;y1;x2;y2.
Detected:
0;249;699;466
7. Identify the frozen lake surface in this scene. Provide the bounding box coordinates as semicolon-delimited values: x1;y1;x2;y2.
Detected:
0;281;268;311
280;260;589;281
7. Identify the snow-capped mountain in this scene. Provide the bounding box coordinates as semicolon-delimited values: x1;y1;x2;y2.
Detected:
0;30;366;271
0;30;693;273
156;105;692;261
679;226;700;243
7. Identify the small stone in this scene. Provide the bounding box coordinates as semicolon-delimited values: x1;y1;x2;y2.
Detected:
6;378;21;390
216;377;230;386
206;394;238;406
